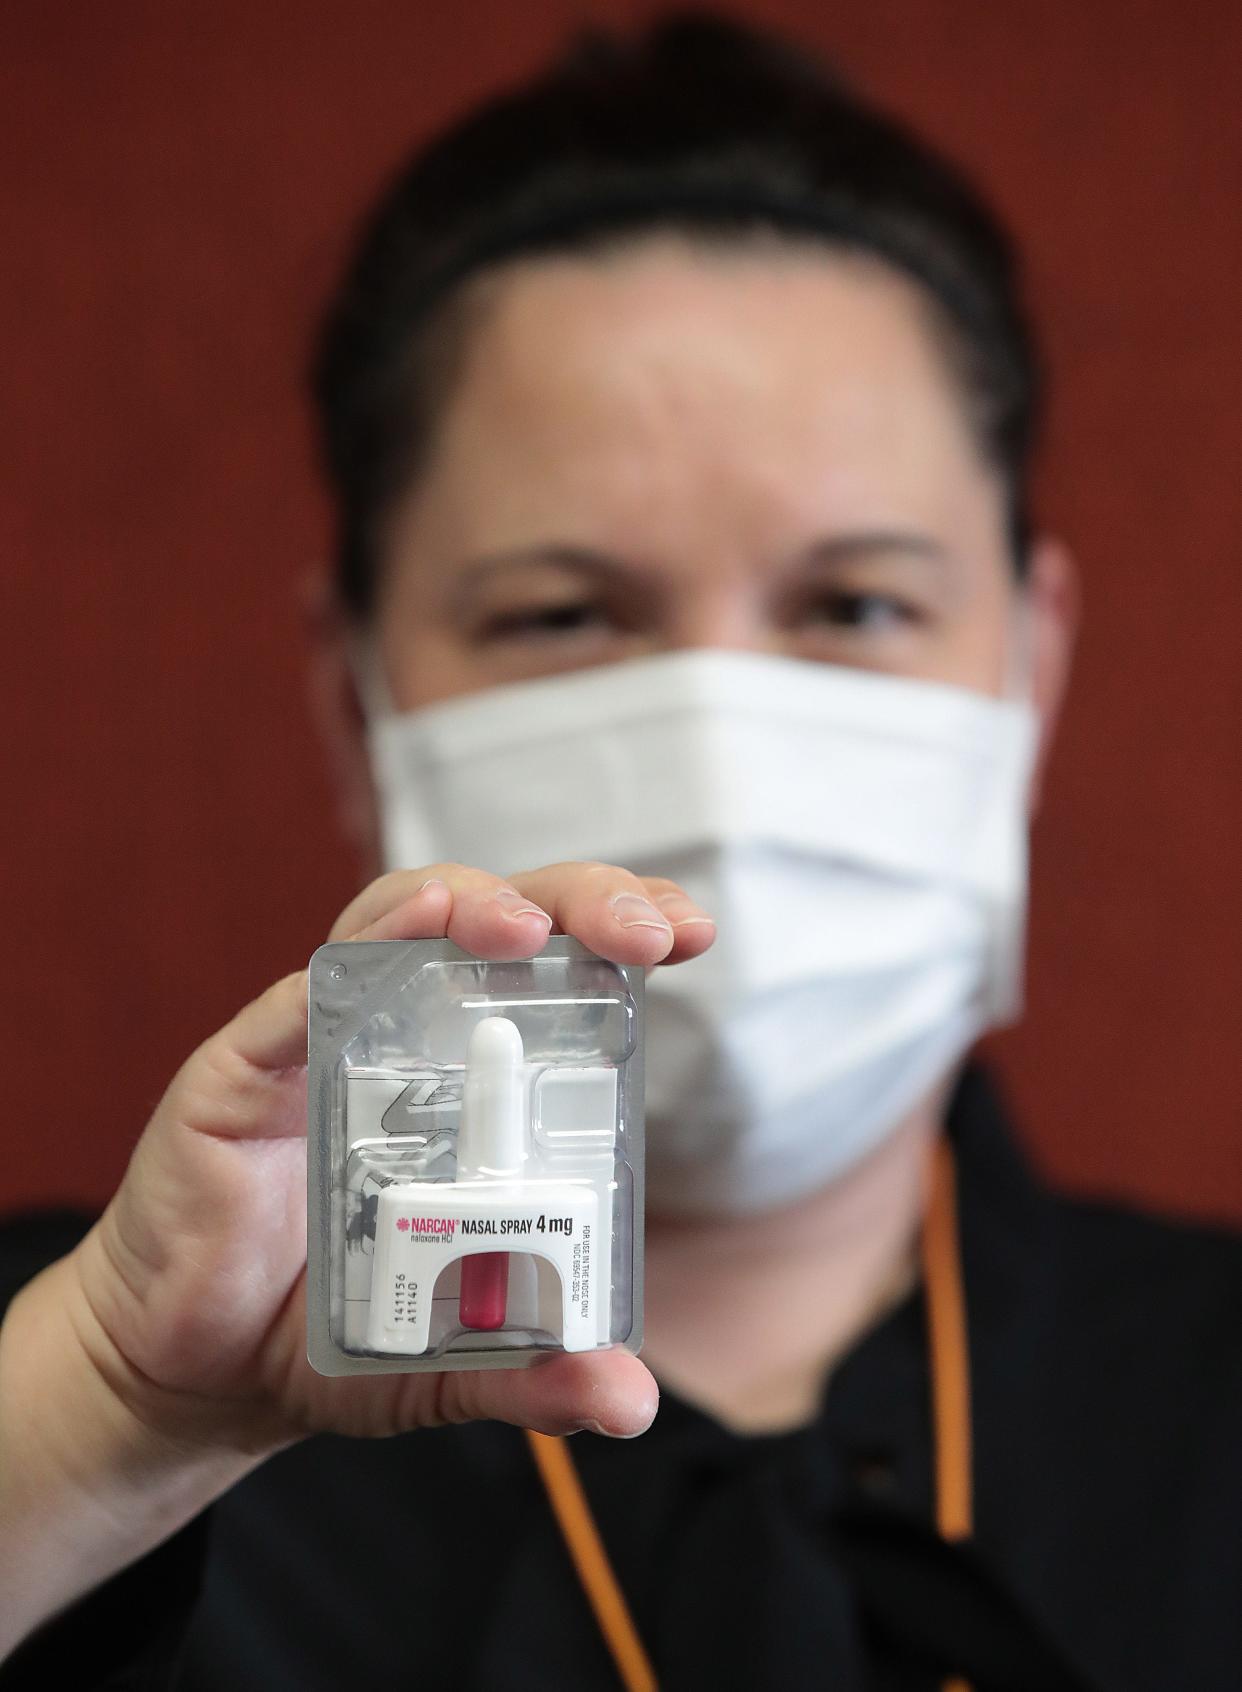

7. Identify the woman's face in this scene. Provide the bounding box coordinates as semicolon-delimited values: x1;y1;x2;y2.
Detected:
371;236;1066;704
321;235;1073;854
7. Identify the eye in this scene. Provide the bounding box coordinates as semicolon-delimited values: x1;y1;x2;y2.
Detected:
802;590;921;632
477;599;614;641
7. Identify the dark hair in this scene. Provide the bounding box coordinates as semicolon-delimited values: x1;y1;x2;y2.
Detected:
313;11;1042;619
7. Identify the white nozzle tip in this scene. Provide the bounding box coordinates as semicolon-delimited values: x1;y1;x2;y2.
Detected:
467;1015;524;1068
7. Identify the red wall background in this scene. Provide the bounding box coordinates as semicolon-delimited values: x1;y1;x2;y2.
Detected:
3;1;1240;1220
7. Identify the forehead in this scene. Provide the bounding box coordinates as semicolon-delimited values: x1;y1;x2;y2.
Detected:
391;235;1002;563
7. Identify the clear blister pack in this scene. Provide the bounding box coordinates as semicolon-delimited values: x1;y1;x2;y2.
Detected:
306;936;644;1374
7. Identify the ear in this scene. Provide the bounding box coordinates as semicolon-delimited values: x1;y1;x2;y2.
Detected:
1020;534;1079;813
300;571;384;877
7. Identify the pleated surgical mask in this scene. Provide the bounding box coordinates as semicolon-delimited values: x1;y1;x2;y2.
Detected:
362;647;1038;1215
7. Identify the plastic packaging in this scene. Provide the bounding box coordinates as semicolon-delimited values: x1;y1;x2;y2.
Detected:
306;936;644;1375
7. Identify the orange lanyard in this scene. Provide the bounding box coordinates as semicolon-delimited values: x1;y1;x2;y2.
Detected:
526;1134;972;1692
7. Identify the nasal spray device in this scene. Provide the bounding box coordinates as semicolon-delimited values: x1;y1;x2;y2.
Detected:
306;937;643;1375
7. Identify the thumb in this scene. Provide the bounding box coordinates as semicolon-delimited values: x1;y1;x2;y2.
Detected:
435;1349;659;1439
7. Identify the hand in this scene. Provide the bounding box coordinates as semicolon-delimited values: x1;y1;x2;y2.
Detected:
61;862;716;1456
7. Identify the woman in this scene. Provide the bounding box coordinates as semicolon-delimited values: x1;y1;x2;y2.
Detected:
3;16;1240;1690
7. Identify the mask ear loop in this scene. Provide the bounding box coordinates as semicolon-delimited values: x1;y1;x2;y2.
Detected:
982;585;1040;1028
346;634;410;874
348;633;399;725
1001;583;1037;707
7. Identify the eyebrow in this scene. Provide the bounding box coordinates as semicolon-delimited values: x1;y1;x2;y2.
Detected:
448;545;665;611
795;531;951;570
448;530;950;608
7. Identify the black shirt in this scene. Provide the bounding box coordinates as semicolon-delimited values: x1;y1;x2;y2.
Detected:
4;1067;1242;1691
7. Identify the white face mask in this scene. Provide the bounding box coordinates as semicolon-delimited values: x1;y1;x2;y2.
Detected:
364;648;1038;1215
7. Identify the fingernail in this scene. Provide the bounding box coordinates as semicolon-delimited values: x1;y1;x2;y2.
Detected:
654;892;716;930
493;887;553;927
609;892;673;933
573;1415;654;1440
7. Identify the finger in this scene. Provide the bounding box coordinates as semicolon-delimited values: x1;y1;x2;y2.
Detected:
209;867;555;1098
188;879;446;1089
436;1348;659;1439
216;968;313;1074
328;865;548;947
508;862;714;967
221;860;704;1094
215;875;458;1077
638;878;717;966
348;867;555;961
327;869;454;942
330;864;557;961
